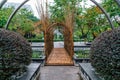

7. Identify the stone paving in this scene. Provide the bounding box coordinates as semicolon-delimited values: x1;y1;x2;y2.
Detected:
40;66;80;80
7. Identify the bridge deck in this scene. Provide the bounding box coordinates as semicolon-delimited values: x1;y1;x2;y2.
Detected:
46;48;74;66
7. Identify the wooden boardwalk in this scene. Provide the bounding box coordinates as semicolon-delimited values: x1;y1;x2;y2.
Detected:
46;48;74;65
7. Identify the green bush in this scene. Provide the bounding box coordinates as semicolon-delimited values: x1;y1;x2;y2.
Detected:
36;34;44;39
90;28;120;80
32;51;43;58
0;29;32;79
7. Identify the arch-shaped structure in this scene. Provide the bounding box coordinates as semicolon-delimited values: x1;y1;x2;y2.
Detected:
45;23;74;60
46;23;70;33
2;0;120;65
4;0;115;30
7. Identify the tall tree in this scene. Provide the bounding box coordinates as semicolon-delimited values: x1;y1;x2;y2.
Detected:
49;0;81;23
0;7;38;37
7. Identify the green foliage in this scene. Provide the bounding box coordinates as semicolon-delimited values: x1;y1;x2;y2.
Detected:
9;8;35;35
36;34;44;39
67;0;120;41
0;29;32;79
75;50;89;58
0;7;39;37
102;0;120;17
75;4;111;40
17;8;39;22
32;51;43;58
49;0;81;22
0;8;13;28
90;28;120;80
102;0;120;26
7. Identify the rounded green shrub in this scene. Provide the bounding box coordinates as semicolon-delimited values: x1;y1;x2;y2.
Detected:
90;28;120;80
0;29;32;79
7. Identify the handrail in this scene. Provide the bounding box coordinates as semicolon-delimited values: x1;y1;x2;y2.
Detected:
90;0;114;29
0;0;7;9
5;0;29;30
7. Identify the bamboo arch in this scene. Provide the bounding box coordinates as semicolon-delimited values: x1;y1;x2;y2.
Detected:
2;0;120;62
44;22;74;60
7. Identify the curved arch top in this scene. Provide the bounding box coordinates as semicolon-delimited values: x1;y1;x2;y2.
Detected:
46;22;71;33
45;22;74;59
4;0;115;30
90;0;114;29
5;0;29;30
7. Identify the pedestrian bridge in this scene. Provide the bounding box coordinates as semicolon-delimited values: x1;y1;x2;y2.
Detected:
45;23;74;65
46;48;74;65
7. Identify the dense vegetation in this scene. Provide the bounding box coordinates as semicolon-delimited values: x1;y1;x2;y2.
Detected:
0;0;120;79
1;0;120;41
0;29;32;80
0;7;39;39
90;28;120;80
49;0;120;41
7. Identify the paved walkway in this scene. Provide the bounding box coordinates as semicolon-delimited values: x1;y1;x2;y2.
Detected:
40;66;80;80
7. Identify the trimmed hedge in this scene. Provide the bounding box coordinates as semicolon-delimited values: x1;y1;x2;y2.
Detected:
90;28;120;80
0;29;32;79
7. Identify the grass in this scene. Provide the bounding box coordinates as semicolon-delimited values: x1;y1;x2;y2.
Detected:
32;51;44;58
75;50;90;58
32;50;90;58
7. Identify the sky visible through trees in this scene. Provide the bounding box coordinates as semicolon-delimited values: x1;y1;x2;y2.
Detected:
0;0;101;18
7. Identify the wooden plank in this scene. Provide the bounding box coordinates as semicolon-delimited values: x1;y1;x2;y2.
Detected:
46;48;74;66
